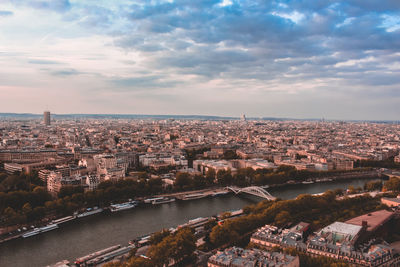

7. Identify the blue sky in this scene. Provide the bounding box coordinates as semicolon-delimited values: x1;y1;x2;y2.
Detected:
0;0;399;120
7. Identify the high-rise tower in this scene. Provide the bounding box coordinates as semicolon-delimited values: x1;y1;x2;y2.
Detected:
44;111;51;125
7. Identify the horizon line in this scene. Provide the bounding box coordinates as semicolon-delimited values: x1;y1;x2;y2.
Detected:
0;112;399;123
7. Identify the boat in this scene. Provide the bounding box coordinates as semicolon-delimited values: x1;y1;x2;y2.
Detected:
302;180;314;184
77;207;103;218
75;245;121;266
22;224;59;238
110;201;138;212
86;245;134;266
46;260;70;267
211;191;229;197
22;228;41;238
52;215;75;225
178;217;209;229
129;235;151;247
181;193;207;201
40;224;59;233
152;197;175;205
144;197;163;204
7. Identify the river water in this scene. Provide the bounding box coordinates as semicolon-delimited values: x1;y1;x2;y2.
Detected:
0;178;380;267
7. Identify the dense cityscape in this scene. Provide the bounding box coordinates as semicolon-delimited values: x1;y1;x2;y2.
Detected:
0;113;400;266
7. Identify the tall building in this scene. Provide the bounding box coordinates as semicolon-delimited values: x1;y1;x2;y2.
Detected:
44;111;51;125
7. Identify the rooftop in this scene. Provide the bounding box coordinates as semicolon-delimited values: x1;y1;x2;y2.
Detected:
319;222;362;243
345;209;394;232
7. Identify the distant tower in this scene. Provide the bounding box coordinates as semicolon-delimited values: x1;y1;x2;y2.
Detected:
241;114;246;121
44;111;51;125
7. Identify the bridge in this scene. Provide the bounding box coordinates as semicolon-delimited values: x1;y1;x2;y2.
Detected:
226;186;276;201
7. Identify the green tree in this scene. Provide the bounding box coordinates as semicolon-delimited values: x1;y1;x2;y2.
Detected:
22;203;32;215
148;227;196;266
125;257;153;267
364;180;382;191
149;229;170;245
174;172;193;190
216;169;233;185
384;177;400;192
209;225;239;247
205;168;216;184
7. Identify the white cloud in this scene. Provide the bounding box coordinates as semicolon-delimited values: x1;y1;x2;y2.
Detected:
271;10;305;24
219;0;233;7
336;17;355;28
381;14;400;32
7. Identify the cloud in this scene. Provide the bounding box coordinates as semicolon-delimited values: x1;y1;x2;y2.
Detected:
10;0;71;12
50;69;82;76
28;59;61;65
1;0;400;119
0;10;13;16
110;75;181;90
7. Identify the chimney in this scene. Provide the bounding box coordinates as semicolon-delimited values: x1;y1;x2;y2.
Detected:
362;220;368;229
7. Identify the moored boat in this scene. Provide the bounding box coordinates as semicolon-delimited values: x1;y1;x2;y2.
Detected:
110;201;138;212
181;193;207;200
152;197;175;205
22;223;59;238
40;224;59;233
52;215;75;225
77;207;103;218
22;228;41;238
75;245;121;266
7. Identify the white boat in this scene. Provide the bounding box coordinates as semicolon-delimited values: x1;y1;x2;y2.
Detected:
302;180;314;184
179;217;209;228
75;245;121;265
152;197;175;205
40;224;59;233
46;260;70;267
52;215;75;225
181;193;207;200
144;197;163;204
77;207;103;218
22;224;59;238
110;201;137;212
22;228;41;238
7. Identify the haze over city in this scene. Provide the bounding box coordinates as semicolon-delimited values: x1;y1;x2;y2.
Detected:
0;0;399;120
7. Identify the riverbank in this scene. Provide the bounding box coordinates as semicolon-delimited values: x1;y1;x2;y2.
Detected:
0;177;380;267
0;170;382;244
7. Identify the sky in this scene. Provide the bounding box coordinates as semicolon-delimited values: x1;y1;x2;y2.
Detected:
0;0;399;120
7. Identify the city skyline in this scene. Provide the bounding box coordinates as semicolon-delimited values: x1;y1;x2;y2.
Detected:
0;1;400;120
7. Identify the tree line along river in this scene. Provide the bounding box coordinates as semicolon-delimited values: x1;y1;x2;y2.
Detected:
0;177;382;267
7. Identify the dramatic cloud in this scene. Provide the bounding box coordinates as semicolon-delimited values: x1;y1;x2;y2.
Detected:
0;0;399;120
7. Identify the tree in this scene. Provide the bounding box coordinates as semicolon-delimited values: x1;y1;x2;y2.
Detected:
22;203;32;215
205;168;216;184
275;210;291;227
216;169;233;185
174;172;192;190
364;180;382;191
147;227;196;266
125;257;153;267
170;227;196;263
193;174;206;189
209;225;239;247
149;229;170;245
384;177;400;192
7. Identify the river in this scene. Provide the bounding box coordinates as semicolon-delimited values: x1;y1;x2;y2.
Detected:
0;178;381;267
